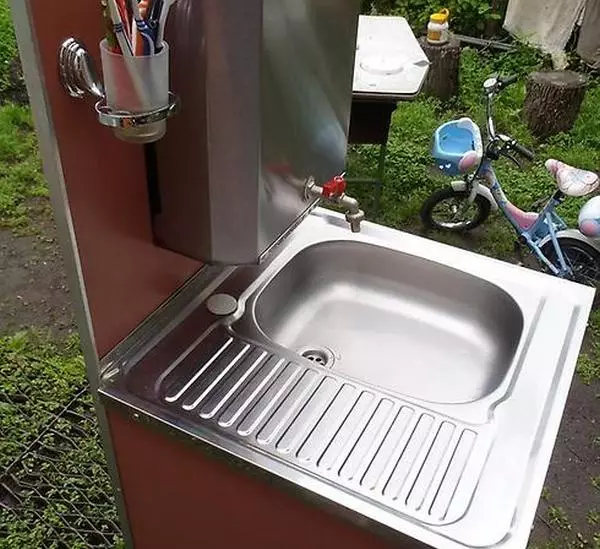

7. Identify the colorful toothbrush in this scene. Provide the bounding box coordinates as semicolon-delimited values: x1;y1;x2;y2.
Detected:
129;0;155;56
107;0;133;56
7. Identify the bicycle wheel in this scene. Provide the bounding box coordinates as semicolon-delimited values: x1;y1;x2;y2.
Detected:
541;237;600;290
420;187;491;232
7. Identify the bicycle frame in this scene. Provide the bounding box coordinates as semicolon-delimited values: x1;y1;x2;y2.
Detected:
470;159;572;277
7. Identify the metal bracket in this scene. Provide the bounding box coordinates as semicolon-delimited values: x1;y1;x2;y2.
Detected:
59;38;105;100
95;92;179;129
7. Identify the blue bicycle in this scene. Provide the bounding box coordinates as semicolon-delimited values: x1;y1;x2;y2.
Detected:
421;74;600;289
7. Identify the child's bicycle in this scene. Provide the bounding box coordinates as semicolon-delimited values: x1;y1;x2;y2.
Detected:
420;74;600;290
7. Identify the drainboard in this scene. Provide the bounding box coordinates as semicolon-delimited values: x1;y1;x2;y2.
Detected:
152;326;494;526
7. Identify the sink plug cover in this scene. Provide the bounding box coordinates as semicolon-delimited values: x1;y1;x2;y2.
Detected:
207;294;238;316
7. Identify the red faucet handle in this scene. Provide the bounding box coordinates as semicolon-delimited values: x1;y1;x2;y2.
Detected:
322;175;347;198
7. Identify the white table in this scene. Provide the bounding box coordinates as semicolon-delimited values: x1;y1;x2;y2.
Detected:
353;15;430;100
349;16;429;213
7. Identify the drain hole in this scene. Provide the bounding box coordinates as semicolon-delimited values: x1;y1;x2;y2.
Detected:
299;347;335;368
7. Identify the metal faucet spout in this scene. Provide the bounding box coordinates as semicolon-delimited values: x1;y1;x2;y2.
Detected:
305;175;365;233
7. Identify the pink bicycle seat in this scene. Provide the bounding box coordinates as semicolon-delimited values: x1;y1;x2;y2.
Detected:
545;159;599;197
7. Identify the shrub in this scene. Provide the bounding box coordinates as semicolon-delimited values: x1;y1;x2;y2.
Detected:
361;0;507;37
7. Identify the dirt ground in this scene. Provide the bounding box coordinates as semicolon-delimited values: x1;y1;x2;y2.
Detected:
0;209;73;339
1;208;598;548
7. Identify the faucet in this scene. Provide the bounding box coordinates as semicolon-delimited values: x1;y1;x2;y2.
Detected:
305;175;365;233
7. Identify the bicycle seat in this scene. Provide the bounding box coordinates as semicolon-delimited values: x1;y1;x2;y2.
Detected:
545;159;599;197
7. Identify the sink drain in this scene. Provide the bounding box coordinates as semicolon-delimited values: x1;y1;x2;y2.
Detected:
299;347;335;368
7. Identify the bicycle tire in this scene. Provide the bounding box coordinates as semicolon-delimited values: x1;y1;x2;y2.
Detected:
420;187;491;232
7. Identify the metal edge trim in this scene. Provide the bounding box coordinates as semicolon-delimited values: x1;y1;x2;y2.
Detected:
8;3;133;546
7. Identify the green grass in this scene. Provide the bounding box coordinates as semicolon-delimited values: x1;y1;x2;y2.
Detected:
0;103;47;232
0;1;46;232
547;506;573;532
0;0;18;95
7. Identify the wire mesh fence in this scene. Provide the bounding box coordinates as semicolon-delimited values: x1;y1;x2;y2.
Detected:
0;387;123;548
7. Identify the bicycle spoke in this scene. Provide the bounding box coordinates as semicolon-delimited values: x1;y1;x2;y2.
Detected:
431;198;479;229
563;247;600;288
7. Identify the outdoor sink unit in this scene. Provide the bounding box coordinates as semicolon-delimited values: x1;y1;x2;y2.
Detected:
114;209;593;549
12;1;595;548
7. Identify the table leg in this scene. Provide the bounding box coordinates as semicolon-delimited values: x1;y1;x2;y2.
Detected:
374;142;388;217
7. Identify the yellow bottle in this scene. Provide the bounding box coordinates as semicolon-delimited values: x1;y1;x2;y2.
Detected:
427;9;450;45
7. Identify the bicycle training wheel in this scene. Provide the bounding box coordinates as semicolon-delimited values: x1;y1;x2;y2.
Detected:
420;187;491;232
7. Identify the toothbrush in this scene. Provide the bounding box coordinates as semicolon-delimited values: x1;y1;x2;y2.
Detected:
129;0;155;55
156;0;177;50
147;0;163;34
107;0;133;56
116;0;131;39
107;0;151;108
138;0;151;55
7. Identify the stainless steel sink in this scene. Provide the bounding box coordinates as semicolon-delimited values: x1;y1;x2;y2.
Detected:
252;240;523;404
104;208;595;549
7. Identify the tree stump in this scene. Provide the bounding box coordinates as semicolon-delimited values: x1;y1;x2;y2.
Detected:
484;0;508;38
523;71;587;139
418;36;461;102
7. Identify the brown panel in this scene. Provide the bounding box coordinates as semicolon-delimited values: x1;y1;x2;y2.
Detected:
27;0;201;356
107;407;426;549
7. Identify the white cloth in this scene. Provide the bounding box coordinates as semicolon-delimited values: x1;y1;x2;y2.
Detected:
504;0;585;65
578;0;600;67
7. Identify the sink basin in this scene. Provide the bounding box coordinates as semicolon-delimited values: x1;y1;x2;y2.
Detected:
253;240;524;404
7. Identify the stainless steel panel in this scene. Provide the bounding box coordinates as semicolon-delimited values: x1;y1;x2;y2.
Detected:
297;383;360;463
155;0;360;263
407;421;457;511
199;349;269;419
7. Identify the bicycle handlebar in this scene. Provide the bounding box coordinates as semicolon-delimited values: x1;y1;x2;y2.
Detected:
498;74;518;90
510;140;535;161
484;74;534;161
